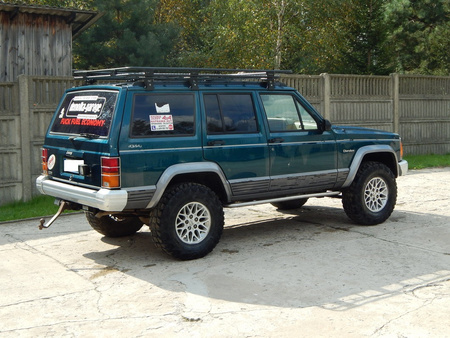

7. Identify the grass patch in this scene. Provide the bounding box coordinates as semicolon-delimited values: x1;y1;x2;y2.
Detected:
404;153;450;170
0;195;78;222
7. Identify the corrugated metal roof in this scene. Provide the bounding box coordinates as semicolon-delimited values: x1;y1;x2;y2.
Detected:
0;2;103;38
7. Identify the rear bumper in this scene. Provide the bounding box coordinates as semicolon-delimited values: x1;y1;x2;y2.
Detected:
398;160;408;176
36;175;128;211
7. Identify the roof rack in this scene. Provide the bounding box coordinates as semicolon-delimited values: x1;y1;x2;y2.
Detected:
73;67;292;90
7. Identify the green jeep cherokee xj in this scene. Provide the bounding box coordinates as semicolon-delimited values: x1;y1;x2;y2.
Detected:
36;68;408;260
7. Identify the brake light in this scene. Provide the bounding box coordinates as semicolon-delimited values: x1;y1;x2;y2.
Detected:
42;148;48;175
101;157;120;188
400;141;404;160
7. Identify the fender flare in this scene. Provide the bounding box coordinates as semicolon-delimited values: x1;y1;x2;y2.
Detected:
341;145;398;188
146;162;231;208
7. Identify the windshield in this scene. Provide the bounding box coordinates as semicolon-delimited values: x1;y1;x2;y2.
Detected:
50;90;118;137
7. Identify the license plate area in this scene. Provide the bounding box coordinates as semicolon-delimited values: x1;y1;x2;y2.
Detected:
64;159;84;174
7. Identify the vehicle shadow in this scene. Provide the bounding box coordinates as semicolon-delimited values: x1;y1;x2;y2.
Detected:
83;204;450;311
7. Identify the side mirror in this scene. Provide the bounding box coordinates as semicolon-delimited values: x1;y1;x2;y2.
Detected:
321;119;332;132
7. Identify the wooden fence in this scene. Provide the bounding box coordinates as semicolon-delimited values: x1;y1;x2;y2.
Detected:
282;74;450;155
0;76;74;205
1;74;449;205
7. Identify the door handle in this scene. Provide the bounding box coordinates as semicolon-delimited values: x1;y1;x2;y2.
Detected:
207;140;225;146
268;137;284;143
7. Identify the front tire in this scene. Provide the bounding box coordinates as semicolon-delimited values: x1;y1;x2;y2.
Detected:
342;161;397;225
86;212;143;237
149;183;224;260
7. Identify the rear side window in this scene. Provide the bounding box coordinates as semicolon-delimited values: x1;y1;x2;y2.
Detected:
131;93;195;137
50;90;118;137
204;93;258;134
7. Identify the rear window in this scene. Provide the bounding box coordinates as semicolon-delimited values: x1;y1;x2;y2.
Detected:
50;90;118;137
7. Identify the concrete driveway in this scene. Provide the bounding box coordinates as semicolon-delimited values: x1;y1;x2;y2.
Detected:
1;168;449;337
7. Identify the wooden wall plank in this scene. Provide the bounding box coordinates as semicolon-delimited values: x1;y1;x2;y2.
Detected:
0;11;72;82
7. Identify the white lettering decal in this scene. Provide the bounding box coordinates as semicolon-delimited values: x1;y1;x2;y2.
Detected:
69;102;103;113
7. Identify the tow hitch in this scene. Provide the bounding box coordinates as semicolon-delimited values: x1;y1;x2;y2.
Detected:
38;200;69;230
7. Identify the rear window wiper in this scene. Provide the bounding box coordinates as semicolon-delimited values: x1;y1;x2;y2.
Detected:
79;133;100;139
69;133;101;142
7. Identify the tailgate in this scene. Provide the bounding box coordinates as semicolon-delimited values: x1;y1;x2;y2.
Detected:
44;89;121;188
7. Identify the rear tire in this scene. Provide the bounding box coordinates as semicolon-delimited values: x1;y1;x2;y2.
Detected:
342;161;397;225
149;183;224;260
86;212;143;237
272;198;308;210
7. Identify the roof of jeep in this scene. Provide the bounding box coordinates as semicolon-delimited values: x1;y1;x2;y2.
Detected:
73;67;292;91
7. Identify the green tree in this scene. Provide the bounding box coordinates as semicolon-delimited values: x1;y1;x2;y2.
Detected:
170;0;270;69
341;0;391;74
384;0;450;75
73;0;180;69
154;0;210;67
196;0;274;69
281;0;350;74
283;0;392;75
164;0;305;70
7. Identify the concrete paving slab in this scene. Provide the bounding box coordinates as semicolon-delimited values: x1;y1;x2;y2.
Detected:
0;168;449;337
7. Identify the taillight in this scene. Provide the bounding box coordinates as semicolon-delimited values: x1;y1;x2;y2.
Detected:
400;141;404;160
41;148;48;175
101;157;120;188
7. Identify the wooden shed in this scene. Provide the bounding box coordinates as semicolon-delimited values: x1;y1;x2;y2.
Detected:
0;2;102;82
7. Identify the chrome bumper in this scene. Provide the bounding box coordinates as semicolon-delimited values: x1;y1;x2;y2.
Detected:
398;160;408;176
36;175;128;211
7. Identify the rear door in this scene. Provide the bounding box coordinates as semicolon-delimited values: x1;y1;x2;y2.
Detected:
45;88;120;188
201;92;270;199
259;92;338;194
118;90;202;189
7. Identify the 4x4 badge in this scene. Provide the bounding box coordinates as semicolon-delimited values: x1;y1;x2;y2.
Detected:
128;144;143;149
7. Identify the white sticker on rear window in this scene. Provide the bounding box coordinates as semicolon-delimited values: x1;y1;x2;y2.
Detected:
155;103;170;113
150;115;174;131
72;96;99;101
76;114;98;120
67;97;106;117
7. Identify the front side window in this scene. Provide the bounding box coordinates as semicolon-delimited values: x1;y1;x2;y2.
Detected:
50;90;118;137
260;94;318;132
204;93;258;134
131;93;195;137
